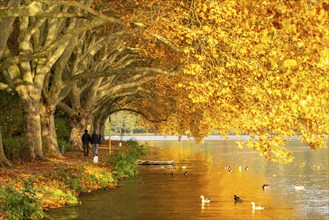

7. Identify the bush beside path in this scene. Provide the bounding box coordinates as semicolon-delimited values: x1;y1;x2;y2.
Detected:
0;141;145;220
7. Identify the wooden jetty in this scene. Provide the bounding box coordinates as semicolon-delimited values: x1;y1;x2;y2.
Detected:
138;160;175;165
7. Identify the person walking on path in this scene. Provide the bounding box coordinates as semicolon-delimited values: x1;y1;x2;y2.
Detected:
91;131;100;156
81;130;91;157
99;133;102;145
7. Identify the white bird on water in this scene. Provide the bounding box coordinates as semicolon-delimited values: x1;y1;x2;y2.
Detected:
200;195;211;204
251;202;264;210
295;184;305;190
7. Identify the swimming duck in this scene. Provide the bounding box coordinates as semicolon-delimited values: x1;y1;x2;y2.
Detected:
200;195;211;203
234;195;243;203
262;184;270;191
245;166;249;171
184;171;188;175
251;202;264;210
295;184;305;190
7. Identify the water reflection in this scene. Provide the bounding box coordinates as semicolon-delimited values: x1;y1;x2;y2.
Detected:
48;139;328;220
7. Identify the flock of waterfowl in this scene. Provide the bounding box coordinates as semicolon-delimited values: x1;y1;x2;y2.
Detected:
162;164;305;212
201;165;306;211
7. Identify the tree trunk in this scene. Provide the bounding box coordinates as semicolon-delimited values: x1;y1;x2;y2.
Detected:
92;116;102;133
97;115;108;139
21;99;45;160
0;127;12;166
69;119;86;151
40;104;62;157
99;119;106;138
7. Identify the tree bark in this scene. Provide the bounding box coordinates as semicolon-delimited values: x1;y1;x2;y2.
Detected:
0;0;22;59
92;109;108;137
0;127;12;166
99;117;106;138
40;104;62;157
92;116;101;133
21;99;45;160
69;119;86;151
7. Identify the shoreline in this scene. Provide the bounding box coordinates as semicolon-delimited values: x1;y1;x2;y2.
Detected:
106;134;302;141
0;146;117;219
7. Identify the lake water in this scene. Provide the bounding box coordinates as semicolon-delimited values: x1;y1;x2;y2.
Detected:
48;136;329;220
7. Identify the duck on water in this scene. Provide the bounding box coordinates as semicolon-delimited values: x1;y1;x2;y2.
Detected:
262;184;270;191
234;195;243;203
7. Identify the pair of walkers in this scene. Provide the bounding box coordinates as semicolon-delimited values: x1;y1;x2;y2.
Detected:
82;130;101;157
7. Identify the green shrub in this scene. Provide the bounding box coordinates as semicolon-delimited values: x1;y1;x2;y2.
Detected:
3;137;30;160
56;165;84;193
107;140;147;179
0;91;25;138
44;187;79;206
58;139;73;152
98;172;115;188
86;174;98;182
85;171;115;189
55;114;71;141
0;180;46;220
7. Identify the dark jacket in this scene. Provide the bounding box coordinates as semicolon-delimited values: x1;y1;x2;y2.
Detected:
82;132;91;144
91;133;100;144
99;133;102;144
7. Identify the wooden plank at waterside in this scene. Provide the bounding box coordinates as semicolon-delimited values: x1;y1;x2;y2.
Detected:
138;160;175;165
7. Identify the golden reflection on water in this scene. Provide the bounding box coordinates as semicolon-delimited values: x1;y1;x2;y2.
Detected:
140;140;313;220
48;139;328;220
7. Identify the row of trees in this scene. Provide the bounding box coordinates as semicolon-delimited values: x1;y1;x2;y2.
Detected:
0;0;328;164
0;0;177;163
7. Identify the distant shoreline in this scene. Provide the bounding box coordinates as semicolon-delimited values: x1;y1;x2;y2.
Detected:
105;135;301;141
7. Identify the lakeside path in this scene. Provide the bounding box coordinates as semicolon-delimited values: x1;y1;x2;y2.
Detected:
0;144;114;185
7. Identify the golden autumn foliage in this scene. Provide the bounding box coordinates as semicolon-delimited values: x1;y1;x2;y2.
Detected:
123;0;329;163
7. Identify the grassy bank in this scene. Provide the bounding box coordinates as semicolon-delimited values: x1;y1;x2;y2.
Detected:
0;141;147;220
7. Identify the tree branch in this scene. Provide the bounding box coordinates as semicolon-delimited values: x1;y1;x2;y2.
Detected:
35;0;120;22
0;19;106;71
